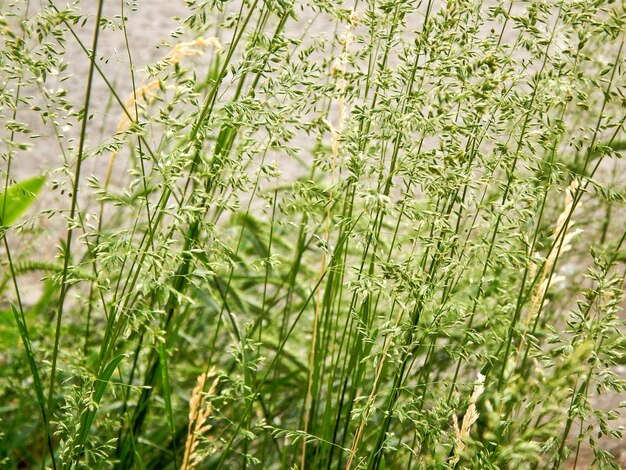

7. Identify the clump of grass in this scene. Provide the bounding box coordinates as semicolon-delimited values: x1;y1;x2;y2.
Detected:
1;0;626;469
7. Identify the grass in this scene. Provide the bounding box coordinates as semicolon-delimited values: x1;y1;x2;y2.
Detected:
1;0;626;468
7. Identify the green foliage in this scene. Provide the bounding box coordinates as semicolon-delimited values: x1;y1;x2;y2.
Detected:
1;0;625;469
0;175;46;226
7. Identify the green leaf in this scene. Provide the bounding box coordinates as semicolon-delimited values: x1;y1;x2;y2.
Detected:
609;140;626;152
0;277;58;348
11;304;54;454
0;175;46;226
0;309;20;348
159;343;177;465
77;354;125;451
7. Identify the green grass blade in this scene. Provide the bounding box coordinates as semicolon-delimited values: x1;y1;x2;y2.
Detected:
158;342;178;466
74;354;126;463
10;303;55;466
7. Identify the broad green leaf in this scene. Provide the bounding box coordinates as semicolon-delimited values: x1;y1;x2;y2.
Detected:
0;175;46;226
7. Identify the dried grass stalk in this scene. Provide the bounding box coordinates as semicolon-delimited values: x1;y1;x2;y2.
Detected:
180;368;219;470
450;373;485;467
106;37;223;188
328;12;358;164
525;180;582;328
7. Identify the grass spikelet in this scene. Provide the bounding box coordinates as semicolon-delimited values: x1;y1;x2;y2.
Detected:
450;373;486;467
328;12;358;163
115;80;161;135
106;37;223;187
116;37;222;135
104;79;161;189
167;37;223;65
180;368;219;470
525;180;583;329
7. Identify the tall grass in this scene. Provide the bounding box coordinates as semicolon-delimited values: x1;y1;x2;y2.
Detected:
1;0;625;468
